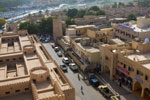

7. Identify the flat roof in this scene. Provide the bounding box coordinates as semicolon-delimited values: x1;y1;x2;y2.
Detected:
77;43;99;53
75;25;96;29
125;53;150;62
118;23;150;33
131;24;150;32
125;53;150;70
142;63;150;70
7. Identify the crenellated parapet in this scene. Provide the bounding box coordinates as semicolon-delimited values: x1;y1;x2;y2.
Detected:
23;45;36;54
30;67;49;83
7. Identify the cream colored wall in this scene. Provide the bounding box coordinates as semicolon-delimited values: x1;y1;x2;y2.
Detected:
132;41;150;53
87;51;100;63
0;80;30;97
53;18;63;40
137;18;150;29
117;54;150;89
87;30;96;38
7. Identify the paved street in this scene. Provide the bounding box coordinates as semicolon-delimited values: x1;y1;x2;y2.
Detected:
44;43;106;100
43;42;141;100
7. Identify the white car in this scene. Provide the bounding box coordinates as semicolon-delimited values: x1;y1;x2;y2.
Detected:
69;63;78;71
62;57;70;64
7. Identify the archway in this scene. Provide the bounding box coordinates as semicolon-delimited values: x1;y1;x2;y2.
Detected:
143;88;150;100
134;81;142;97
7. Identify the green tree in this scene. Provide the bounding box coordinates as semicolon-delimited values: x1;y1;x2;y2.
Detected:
89;6;99;11
127;2;134;7
128;14;136;21
65;17;75;26
85;10;95;15
39;10;42;15
112;2;118;8
76;10;86;18
45;9;49;16
67;8;78;18
0;18;6;29
38;17;53;35
19;21;39;34
96;9;105;16
118;2;125;8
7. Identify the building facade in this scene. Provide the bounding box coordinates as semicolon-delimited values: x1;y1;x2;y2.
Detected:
113;17;150;42
100;40;150;100
0;26;75;100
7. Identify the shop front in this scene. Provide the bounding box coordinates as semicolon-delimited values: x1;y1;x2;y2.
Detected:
116;66;133;91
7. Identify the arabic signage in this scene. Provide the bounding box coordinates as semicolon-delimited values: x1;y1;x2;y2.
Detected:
117;66;130;75
135;76;143;83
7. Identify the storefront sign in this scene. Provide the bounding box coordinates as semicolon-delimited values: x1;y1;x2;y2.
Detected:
135;76;142;83
117;66;129;75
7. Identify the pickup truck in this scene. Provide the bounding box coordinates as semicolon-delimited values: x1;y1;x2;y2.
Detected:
98;85;120;99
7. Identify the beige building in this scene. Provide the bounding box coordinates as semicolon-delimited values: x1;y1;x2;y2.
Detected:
100;40;150;100
0;25;75;100
113;17;150;42
68;25;96;36
74;15;108;27
87;28;114;44
70;37;100;72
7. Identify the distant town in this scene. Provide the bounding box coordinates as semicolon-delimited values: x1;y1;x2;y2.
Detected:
0;0;150;100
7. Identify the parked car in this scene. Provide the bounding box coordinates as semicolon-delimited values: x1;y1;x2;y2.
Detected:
110;96;119;100
69;63;78;71
60;64;68;72
98;85;118;98
62;57;70;64
54;47;60;52
44;38;50;43
89;77;99;87
57;51;63;57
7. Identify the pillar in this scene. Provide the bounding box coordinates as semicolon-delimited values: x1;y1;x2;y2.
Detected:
132;81;135;91
110;68;113;80
141;87;145;97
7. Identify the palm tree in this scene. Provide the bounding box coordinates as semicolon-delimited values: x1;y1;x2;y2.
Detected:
39;10;42;15
45;9;49;16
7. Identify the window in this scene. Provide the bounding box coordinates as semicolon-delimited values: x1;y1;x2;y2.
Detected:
6;59;9;62
120;62;123;65
105;56;109;60
13;58;16;61
15;90;20;93
123;64;126;68
137;70;143;76
145;75;148;80
137;70;139;75
5;91;10;95
0;60;3;62
25;88;29;91
128;67;134;71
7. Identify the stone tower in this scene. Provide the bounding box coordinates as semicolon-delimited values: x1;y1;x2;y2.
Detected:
53;18;63;41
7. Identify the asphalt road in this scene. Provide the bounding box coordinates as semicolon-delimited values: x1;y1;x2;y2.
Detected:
43;42;140;100
43;43;107;100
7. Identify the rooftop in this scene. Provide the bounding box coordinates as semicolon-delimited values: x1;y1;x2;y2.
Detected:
0;28;74;100
125;53;150;70
131;24;150;32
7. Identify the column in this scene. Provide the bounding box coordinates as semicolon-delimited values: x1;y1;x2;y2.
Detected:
132;80;135;91
141;87;145;97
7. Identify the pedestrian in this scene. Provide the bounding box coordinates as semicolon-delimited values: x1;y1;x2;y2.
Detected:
81;86;84;95
81;86;83;91
78;73;80;81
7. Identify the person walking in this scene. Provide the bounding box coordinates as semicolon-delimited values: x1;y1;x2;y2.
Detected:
81;86;84;95
81;86;83;91
78;73;80;81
